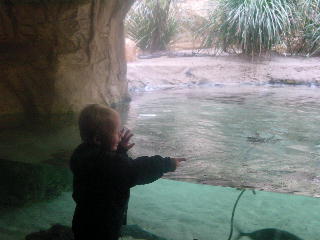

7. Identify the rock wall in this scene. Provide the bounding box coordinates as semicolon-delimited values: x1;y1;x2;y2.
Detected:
0;0;134;123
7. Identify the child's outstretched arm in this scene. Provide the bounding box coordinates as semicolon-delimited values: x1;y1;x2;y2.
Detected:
129;155;186;185
115;128;186;187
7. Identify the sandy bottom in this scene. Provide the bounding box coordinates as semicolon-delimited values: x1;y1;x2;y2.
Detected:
127;55;320;92
1;179;319;240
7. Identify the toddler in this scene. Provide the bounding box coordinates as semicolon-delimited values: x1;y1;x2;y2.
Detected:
70;104;185;240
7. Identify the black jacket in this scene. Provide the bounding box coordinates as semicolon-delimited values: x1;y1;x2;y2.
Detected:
69;143;176;240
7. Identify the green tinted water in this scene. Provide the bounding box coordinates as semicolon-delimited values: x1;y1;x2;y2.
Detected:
1;181;320;240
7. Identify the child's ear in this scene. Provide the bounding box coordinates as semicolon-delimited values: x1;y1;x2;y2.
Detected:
93;135;101;145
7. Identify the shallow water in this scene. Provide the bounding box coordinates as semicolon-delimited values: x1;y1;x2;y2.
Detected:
126;84;320;197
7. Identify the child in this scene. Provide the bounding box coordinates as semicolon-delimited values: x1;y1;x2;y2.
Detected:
70;104;185;240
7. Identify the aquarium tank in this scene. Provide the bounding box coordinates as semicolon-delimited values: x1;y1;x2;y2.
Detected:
1;0;320;240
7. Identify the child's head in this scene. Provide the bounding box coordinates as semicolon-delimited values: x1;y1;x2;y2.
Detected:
78;104;121;151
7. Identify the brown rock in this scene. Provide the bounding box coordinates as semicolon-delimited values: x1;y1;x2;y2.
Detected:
0;0;134;125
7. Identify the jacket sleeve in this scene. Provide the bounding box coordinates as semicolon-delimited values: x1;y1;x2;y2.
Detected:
117;154;176;188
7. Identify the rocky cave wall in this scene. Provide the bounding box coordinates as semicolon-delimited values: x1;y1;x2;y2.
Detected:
0;0;134;125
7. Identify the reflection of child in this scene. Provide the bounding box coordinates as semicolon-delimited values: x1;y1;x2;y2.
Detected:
70;104;186;240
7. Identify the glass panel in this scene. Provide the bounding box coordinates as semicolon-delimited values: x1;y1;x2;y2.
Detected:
128;179;320;240
1;84;319;240
126;85;320;197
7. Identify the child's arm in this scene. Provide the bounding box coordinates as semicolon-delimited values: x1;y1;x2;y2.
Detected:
118;155;185;187
115;128;186;187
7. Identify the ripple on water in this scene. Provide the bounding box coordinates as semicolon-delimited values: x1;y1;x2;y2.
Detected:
127;85;320;197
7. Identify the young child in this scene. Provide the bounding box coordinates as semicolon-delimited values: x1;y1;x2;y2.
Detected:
70;104;185;240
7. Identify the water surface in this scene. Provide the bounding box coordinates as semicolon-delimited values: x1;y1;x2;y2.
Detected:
126;84;320;197
1;84;319;197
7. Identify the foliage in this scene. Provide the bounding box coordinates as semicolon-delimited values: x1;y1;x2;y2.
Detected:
125;0;179;52
197;0;298;55
298;0;320;55
196;11;219;51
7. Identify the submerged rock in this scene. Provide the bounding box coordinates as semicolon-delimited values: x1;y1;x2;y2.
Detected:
25;224;166;240
0;159;72;208
121;224;167;240
25;224;73;240
268;78;320;87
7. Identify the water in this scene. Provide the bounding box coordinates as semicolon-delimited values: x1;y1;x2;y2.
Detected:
126;84;320;197
0;84;319;197
1;83;320;239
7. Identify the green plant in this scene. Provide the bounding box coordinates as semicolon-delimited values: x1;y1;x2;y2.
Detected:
298;0;320;55
227;188;256;240
303;17;320;55
227;189;246;240
197;0;298;55
125;0;179;52
196;11;220;51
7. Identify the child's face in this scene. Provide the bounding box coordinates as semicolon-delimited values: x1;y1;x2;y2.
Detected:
109;114;121;151
95;112;121;151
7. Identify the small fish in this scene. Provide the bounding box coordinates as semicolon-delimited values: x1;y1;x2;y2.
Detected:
236;228;303;240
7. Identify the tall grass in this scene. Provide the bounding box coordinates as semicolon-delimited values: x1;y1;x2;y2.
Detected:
197;0;297;54
196;0;320;56
125;0;179;52
198;0;298;55
298;0;320;55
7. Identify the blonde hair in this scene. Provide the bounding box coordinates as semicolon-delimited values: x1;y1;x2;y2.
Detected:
78;104;118;144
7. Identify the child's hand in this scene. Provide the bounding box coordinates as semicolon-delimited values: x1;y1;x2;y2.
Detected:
117;128;135;152
171;157;186;168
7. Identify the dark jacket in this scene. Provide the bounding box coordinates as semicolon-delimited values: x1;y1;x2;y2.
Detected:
69;142;176;240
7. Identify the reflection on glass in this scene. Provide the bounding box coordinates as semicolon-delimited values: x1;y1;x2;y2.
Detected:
0;84;319;240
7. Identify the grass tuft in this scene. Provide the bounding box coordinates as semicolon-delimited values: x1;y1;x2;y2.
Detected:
197;0;298;55
125;0;179;53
